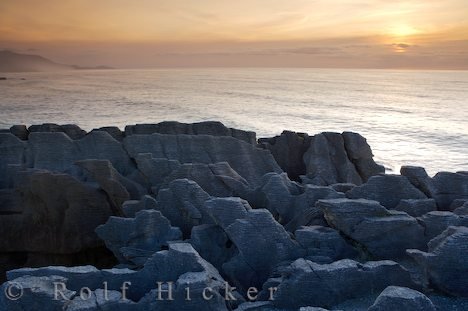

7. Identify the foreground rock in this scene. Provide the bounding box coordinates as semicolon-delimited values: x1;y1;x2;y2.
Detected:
268;259;415;309
368;286;436;311
408;226;468;297
205;198;303;291
95;210;182;267
0;276;74;311
6;243;230;306
318;199;426;259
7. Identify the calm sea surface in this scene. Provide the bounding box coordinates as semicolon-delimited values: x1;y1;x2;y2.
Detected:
0;68;467;175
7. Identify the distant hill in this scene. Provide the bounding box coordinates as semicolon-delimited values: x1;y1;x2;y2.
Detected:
0;50;113;72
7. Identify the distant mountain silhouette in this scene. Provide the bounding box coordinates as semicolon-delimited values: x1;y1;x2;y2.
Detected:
0;50;113;72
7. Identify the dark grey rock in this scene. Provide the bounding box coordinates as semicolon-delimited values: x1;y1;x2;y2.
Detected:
95;210;182;266
75;159;132;215
134;153;181;191
269;258;415;309
342;131;385;182
161;161;251;197
368;286;436;311
259;131;383;185
123;133;281;188
393;199;437;217
125;121;256;144
122;195;158;218
206;202;304;291
401;166;468;210
408;226;468;297
346;174;427;209
285;185;345;231
258;130;310;181
234;301;277;310
0;133;26;188
295;226;357;263
318;199;426;259
66;288;134;311
9;125;29;140
204;197;251;231
190;224;236;272
418;211;468;241
7;243;226;303
137;270;229;311
91;126;124;141
454;201;468;215
222;209;304;291
303;132;363;186
29;123;87;140
26;131;135;176
0;170;114;254
330;183;357;193
157;179;212;237
255;172;302;218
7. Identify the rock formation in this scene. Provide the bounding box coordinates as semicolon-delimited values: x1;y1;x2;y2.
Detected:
0;121;466;310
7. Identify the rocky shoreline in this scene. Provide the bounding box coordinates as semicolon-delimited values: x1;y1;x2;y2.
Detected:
0;121;467;310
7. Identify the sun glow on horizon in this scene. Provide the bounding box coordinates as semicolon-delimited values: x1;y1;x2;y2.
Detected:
0;0;467;69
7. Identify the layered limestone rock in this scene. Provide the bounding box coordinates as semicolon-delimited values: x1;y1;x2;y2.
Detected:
408;226;468;297
268;259;415;309
0;122;466;310
0;170;115;254
401;166;468;210
258;130;310;181
28;123;87;140
205;198;304;291
124;133;281;188
295;226;357;263
393;199;437;217
156;179;213;237
95;210;182;267
26;131;135;175
125;121;256;144
368;286;436;311
346;174;427;209
418;211;468;241
259;131;384;185
318;199;426;259
0;133;26;188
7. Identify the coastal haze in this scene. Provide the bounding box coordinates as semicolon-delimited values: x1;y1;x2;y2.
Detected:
1;68;467;175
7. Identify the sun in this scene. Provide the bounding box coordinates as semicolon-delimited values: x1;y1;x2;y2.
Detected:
388;24;419;38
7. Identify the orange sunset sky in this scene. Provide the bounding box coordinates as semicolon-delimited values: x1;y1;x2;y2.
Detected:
1;0;467;69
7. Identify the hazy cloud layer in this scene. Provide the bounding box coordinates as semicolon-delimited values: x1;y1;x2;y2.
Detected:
1;0;467;69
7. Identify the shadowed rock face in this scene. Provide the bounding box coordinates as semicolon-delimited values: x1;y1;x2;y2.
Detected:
259;131;384;185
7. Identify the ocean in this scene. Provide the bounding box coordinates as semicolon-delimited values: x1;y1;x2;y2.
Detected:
0;68;467;175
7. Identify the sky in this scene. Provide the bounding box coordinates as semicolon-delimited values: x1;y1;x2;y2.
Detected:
1;0;467;69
